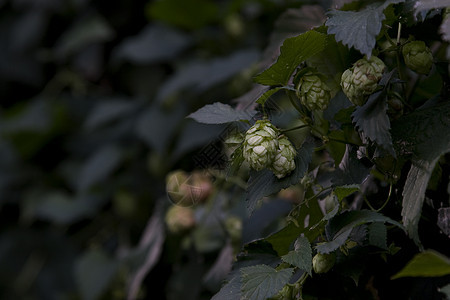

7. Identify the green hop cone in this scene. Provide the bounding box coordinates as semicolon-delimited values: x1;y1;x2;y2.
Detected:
296;73;331;111
312;252;336;274
243;120;279;171
270;135;296;179
341;56;386;106
402;41;433;75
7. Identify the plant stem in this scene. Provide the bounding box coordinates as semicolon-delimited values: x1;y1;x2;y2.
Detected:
281;124;309;133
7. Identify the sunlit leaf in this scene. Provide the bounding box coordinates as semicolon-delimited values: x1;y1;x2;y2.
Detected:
391;250;450;279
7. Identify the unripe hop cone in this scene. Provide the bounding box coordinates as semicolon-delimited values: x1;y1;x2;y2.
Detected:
270;135;296;179
243;120;279;171
165;205;195;234
341;56;386;106
312;252;336;274
296;73;331;111
402;41;433;75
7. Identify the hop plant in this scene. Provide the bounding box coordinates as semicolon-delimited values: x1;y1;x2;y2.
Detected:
312;252;336;274
270;135;296;179
296;73;331;111
243;120;279;171
402;41;433;75
341;56;386;106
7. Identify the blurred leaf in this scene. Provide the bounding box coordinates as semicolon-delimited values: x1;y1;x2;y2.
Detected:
391;250;450;279
0;98;51;133
240;265;293;300
326;1;404;57
146;0;218;30
414;0;450;13
55;13;114;58
368;222;388;250
135;103;186;153
254;31;327;86
75;249;118;300
156;49;260;103
203;242;234;291
246;137;314;215
113;24;192;64
281;236;312;275
24;191;105;224
76;145;123;192
440;16;450;42
10;10;47;53
84;98;140;130
188;102;255;124
437;208;450;237
439;283;450;298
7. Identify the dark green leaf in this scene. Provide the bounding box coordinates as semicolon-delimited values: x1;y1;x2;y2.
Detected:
254;31;327;86
281;236;312;275
188;102;255;124
211;273;241;300
326;1;404;57
391;250;450;279
75;249;118;300
401;159;438;248
240;265;293;300
146;0;218;30
391;101;450;162
113;24;192;64
332;145;371;186
265;197;323;256
317;210;403;253
334;184;360;201
351;76;395;156
368;222;388;250
246;137;314;215
76;145;123;192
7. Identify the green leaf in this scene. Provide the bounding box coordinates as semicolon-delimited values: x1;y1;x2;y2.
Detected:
146;0;218;30
391;250;450;279
332;145;371;186
334;184;360;201
281;236;312;275
255;86;296;106
226;144;244;178
265;197;323;256
401;159;439;248
368;222;388;250
254;31;327;86
316;210;403;254
75;249;118;300
246;137;314;214
351;70;397;156
326;1;404;57
188;102;255;124
240;265;294;300
391;101;450;162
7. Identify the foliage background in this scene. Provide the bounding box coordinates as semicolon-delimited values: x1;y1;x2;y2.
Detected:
0;0;449;299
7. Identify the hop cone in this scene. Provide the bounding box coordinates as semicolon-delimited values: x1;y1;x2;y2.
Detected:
313;252;336;274
297;73;331;111
271;135;296;179
402;41;433;75
341;56;386;106
243;120;279;171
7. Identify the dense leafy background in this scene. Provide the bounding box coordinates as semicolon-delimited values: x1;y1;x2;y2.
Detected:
1;0;450;299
